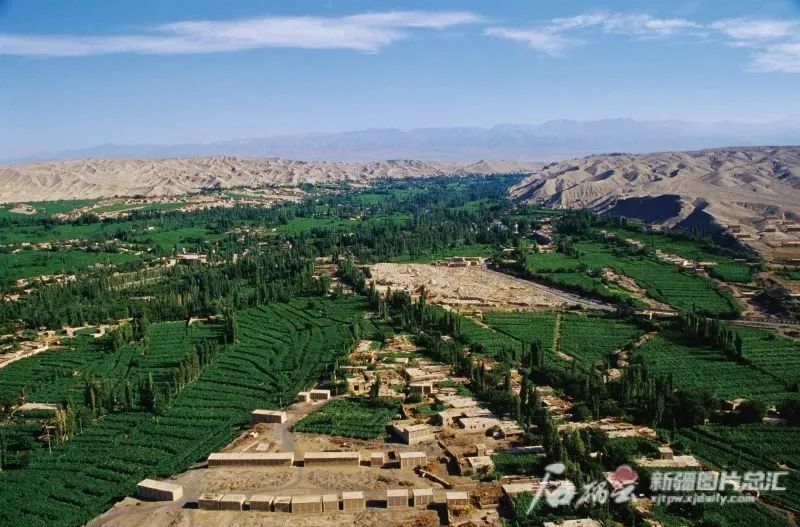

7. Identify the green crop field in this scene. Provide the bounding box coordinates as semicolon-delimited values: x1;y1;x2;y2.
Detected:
461;311;641;371
458;317;526;360
524;241;740;315
733;327;800;388
605;227;756;283
0;249;141;285
293;398;398;439
671;425;800;511
0;297;367;527
558;313;643;368
634;331;794;404
0;200;97;220
482;311;558;353
783;270;800;281
389;243;494;263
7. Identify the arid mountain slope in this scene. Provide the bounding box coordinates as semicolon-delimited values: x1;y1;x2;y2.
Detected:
509;147;800;232
0;157;538;203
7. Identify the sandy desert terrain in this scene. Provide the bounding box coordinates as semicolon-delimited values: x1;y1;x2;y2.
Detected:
0;157;537;203
509;146;800;235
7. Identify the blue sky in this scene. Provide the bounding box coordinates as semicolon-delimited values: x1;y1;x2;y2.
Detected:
1;0;799;157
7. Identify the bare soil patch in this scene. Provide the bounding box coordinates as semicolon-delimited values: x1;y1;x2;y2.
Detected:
370;263;567;311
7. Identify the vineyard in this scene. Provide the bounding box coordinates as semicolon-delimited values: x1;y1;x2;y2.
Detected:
634;331;794;404
671;425;800;511
605;227;757;283
558;313;643;368
293;398;399;439
0;249;140;284
458;317;524;359
0;296;367;527
458;311;643;371
732;327;800;387
482;311;558;353
491;452;546;476
523;241;740;316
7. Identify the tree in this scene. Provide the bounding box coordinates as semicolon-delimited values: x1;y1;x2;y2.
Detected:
736;400;766;424
370;374;382;400
777;398;800;425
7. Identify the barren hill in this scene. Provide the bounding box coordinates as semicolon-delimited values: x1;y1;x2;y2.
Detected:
509;146;800;233
0;157;538;203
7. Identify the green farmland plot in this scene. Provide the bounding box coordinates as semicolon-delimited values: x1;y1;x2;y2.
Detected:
733;327;800;388
389;243;494;264
558;313;643;368
0;249;141;285
0;297;367;527
605;227;757;283
671;425;800;512
462;311;641;370
293;398;399;439
0;200;97;221
634;331;794;404
482;311;557;353
458;317;524;359
523;241;740;316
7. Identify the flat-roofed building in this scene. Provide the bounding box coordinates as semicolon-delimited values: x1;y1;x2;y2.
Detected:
543;520;603;527
409;382;434;396
466;455;494;473
659;446;674;460
412;488;434;507
492;420;524;439
341;491;366;511
322;494;339;512
392;423;434;445
198;493;223;510
219;494;246;511
501;480;540;498
136;479;184;502
370;451;385;467
398;451;427;469
208;452;294;467
296;391;311;403
273;496;292;513
249;494;274;512
251;409;287;424
437;408;465;427
347;378;370;395
386;489;409;508
435;395;479;409
303;451;360;466
309;389;331;401
291;495;323;514
458;416;501;433
446;491;470;509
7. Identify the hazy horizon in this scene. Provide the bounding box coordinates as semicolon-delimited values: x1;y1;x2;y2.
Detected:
4;117;799;165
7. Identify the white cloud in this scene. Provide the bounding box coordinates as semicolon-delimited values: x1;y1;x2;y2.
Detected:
486;12;701;58
0;11;481;57
749;42;800;73
484;27;576;56
708;18;800;73
710;18;799;41
487;12;800;74
551;13;701;37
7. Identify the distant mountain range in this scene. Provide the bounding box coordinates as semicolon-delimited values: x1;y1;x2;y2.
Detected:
5;119;800;164
508;146;800;241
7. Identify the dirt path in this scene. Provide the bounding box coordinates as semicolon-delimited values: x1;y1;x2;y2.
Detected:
551;313;572;363
0;345;52;370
